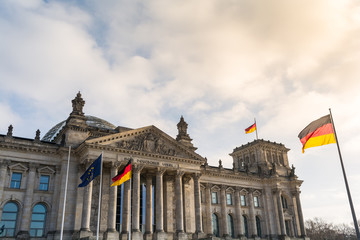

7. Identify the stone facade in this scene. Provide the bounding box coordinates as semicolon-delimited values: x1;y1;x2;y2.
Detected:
0;93;309;240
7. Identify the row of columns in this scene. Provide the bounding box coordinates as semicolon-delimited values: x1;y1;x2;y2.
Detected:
203;185;306;238
77;162;306;239
79;164;204;238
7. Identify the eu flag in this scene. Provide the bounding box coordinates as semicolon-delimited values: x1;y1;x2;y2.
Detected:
78;154;102;187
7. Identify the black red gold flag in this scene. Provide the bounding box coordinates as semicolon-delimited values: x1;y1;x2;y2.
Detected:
245;123;256;134
298;114;336;153
111;160;131;187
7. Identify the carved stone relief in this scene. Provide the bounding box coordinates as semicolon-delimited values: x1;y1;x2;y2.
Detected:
117;133;177;156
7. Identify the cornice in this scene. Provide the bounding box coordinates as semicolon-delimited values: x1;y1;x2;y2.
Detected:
83;125;205;162
0;141;60;155
76;142;204;165
201;167;298;185
230;139;290;156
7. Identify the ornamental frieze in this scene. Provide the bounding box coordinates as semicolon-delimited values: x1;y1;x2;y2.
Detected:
117;133;177;156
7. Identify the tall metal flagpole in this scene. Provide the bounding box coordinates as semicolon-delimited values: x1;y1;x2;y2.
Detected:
128;158;133;240
96;152;104;240
254;118;259;140
60;146;71;240
329;108;360;239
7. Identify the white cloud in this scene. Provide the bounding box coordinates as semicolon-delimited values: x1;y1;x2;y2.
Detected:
1;0;360;224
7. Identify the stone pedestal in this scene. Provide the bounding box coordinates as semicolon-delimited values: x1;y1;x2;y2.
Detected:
176;231;188;240
103;230;119;240
119;232;128;240
131;231;143;240
72;229;93;239
144;232;153;240
154;231;167;240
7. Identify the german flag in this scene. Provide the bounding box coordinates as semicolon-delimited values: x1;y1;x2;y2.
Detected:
111;160;131;187
298;114;336;153
245;123;256;134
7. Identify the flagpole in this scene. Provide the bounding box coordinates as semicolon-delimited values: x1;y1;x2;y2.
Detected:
254;118;258;140
60;146;71;240
128;158;132;240
329;108;360;239
96;152;104;240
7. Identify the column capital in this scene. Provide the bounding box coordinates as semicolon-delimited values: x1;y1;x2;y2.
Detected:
156;167;166;175
176;170;185;177
133;164;145;174
0;159;9;168
221;185;227;191
205;182;212;189
272;188;282;195
291;188;301;196
192;173;202;181
28;163;38;172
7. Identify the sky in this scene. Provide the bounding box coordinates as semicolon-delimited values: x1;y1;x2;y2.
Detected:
1;0;360;226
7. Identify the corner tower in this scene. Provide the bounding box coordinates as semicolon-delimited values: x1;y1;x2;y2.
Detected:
176;116;197;151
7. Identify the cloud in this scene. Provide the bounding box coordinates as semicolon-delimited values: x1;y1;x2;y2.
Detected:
1;0;360;224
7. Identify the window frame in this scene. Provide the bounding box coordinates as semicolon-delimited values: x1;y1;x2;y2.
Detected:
211;192;218;204
39;175;50;191
226;193;233;205
254;196;260;207
30;203;47;237
0;202;19;237
240;194;246;206
10;172;22;189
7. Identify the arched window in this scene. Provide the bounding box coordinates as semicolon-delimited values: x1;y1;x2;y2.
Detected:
30;203;47;237
242;215;248;238
227;214;234;238
212;213;220;237
0;202;19;237
256;216;262;237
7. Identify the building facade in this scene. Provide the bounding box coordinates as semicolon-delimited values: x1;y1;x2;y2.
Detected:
0;93;309;240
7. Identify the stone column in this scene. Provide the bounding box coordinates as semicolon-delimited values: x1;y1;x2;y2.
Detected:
132;165;142;232
234;187;243;237
175;171;185;233
105;164;118;239
18;163;36;238
145;174;153;240
49;165;62;232
0;160;8;204
131;165;144;240
294;190;306;237
205;183;212;235
193;174;203;234
220;185;228;237
248;190;257;237
80;181;93;232
155;169;166;232
120;179;131;239
275;190;286;236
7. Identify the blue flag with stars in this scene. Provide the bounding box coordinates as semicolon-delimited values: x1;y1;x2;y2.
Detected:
78;154;102;187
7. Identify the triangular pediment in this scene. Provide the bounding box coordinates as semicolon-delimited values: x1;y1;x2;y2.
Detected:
38;166;55;175
85;125;205;162
8;163;28;172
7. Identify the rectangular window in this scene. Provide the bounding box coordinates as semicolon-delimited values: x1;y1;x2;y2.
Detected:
240;195;246;206
39;175;50;191
254;196;259;207
211;192;218;204
10;172;22;189
226;193;232;205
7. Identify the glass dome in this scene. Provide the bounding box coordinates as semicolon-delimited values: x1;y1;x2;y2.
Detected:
42;115;116;142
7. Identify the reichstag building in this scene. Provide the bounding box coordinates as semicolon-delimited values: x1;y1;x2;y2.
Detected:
0;93;309;240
